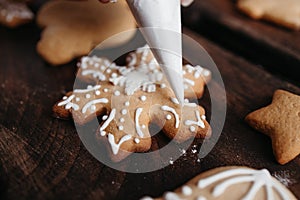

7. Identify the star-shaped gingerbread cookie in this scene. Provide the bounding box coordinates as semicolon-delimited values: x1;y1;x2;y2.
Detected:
245;90;300;165
237;0;300;30
53;46;212;162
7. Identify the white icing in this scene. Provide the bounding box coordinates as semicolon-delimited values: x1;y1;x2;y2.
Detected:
196;196;207;200
135;108;144;138
140;197;153;200
160;83;166;88
118;126;124;131
185;111;205;129
75;97;80;102
102;115;108;120
99;109;116;136
161;106;180;128
119;118;125;123
140;96;147;101
85;94;91;99
166;115;172;120
171;97;179;105
190;126;196;132
184;78;195;86
109;62;163;95
95;90;101;95
164;192;181;200
74;85;101;93
134;138;140;144
114;90;120;96
197;168;290;200
124;101;130;107
108;134;132;155
121;109;128;115
182;185;192;196
82;98;109;114
81;70;106;81
104;88;109;93
58;95;79;111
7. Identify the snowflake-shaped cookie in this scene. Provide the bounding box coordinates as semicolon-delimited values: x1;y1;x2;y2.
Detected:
53;46;212;161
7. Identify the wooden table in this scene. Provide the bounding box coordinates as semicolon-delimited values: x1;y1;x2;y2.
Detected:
0;0;300;199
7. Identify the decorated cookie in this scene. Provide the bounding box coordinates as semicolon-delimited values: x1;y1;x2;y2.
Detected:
77;45;211;98
237;0;300;30
141;166;297;200
53;46;211;161
0;0;33;28
245;90;300;165
37;0;136;65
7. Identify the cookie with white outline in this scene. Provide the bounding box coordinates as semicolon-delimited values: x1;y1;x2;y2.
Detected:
53;46;212;161
141;166;297;200
237;0;300;30
0;0;33;28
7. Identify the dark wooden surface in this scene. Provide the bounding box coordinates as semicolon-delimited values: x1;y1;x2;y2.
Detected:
1;2;300;200
182;0;300;84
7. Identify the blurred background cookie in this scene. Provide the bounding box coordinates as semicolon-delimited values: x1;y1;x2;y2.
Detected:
237;0;300;30
36;0;137;66
0;0;33;28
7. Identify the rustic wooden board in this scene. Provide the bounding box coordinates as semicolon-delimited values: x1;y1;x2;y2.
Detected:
182;0;300;83
0;23;300;200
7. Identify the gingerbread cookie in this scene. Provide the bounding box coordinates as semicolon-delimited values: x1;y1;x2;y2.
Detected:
53;46;212;161
37;0;136;65
0;0;33;28
237;0;300;30
245;90;300;165
141;166;297;200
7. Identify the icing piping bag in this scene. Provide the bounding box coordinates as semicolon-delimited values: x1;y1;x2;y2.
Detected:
126;0;185;104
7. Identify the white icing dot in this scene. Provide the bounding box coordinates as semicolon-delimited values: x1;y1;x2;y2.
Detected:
111;73;118;78
140;197;153;200
188;68;193;73
184;99;189;103
63;96;68;100
106;69;112;73
118;126;124;131
142;125;146;129
121;109;127;115
87;85;93;89
192;149;197;154
102;115;108;120
203;70;210;76
166;115;172;120
76;97;80;102
95;90;101;95
91;105;96;111
120;118;125;123
197;196;207;200
124;101;130;107
94;63;99;68
114;90;120;96
164;192;180;200
182;185;193;196
169;160;174;165
86;94;91;99
100;131;106;136
104;88;109;93
190;126;196;132
101;66;106;71
134;138;140;144
160;83;166;88
140;96;147;101
201;115;206;120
